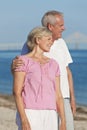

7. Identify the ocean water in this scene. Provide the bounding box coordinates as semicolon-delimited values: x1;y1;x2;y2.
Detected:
0;50;87;106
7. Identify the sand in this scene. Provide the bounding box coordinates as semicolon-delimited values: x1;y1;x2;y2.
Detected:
0;94;87;130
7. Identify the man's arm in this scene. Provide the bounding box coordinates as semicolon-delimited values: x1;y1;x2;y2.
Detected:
11;42;30;72
67;67;76;115
21;42;30;55
62;39;76;114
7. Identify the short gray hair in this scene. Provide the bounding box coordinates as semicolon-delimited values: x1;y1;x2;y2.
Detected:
41;10;63;27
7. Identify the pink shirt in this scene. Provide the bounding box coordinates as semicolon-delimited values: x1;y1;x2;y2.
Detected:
15;55;60;110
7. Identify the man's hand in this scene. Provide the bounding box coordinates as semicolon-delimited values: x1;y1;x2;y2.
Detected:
11;56;24;73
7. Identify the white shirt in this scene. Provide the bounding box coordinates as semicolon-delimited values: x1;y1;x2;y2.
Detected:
45;38;73;98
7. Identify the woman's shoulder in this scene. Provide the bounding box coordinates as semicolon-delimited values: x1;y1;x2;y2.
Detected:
50;58;59;67
18;54;32;65
19;54;31;59
50;58;58;64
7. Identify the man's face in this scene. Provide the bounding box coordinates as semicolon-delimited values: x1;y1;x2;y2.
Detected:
49;15;65;40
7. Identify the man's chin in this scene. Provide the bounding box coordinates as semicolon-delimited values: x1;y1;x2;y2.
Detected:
56;35;62;40
56;37;61;40
58;34;62;38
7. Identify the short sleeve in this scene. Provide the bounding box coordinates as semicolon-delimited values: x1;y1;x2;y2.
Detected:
52;59;60;76
55;64;60;76
14;56;28;72
61;38;73;66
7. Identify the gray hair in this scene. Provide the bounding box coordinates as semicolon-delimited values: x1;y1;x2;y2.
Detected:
27;26;52;51
41;10;63;27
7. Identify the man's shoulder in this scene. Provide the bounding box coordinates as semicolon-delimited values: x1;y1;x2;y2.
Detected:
55;38;66;44
52;38;67;48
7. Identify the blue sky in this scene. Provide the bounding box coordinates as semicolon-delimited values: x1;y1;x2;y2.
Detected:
0;0;87;44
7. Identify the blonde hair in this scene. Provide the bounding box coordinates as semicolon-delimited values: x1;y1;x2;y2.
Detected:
27;26;52;51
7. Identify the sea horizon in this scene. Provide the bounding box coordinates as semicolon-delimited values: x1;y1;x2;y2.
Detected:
0;49;87;106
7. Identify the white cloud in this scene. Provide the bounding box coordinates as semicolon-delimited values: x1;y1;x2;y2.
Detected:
65;32;87;44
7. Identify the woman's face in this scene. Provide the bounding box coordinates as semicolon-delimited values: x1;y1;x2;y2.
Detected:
38;35;53;52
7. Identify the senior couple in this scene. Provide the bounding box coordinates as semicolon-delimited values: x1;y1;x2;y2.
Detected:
12;10;76;130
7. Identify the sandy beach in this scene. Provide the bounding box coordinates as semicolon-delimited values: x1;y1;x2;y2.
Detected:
0;94;87;130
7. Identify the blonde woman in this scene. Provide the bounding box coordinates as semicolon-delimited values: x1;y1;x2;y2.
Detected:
13;26;66;130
